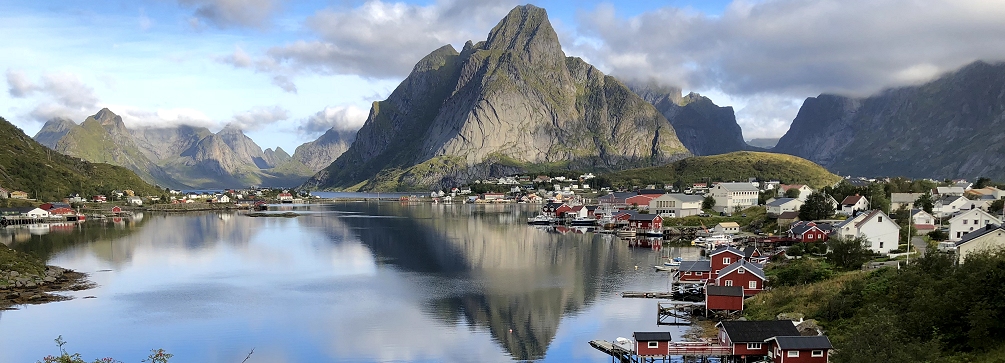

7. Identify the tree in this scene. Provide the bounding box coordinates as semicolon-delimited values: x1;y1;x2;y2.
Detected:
990;199;1004;215
914;192;934;214
702;195;715;210
784;188;801;199
928;229;948;241
974;177;992;189
799;192;835;221
827;236;873;271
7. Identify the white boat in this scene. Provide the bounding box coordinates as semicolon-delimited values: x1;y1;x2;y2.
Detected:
615;227;637;237
664;257;682;266
654;265;676;272
527;214;553;225
642;228;663;237
692;234;732;247
570;217;597;226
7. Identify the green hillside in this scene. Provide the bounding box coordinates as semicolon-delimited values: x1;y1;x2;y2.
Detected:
0;117;161;201
603;151;842;189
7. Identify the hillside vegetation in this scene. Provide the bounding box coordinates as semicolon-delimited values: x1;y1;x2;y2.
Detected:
603;151;842;189
0;117;161;201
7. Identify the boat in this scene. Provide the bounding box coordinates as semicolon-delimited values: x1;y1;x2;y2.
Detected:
615;227;637;237
527;214;554;225
654;265;676;272
663;257;682;266
597;215;617;229
570;217;597;226
692;234;732;248
642;228;663;237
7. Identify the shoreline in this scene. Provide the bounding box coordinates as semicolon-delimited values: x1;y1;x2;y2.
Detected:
1;267;94;310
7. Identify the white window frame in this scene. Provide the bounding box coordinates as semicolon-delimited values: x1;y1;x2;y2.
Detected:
723;257;731;265
787;350;799;357
812;350;824;357
749;281;757;289
738;268;745;274
724;280;733;286
747;343;761;350
648;341;659;349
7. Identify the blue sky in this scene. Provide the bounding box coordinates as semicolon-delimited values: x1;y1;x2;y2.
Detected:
4;0;1005;152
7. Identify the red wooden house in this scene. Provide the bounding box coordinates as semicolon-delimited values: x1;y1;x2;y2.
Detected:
787;221;830;242
627;213;663;230
41;202;74;216
715;260;767;296
709;246;745;278
677;260;712;282
717;320;800;358
743;246;767;264
764;336;833;363
706;285;744;312
634;331;673;357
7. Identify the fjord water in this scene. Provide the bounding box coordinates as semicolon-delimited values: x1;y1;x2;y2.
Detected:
0;203;692;362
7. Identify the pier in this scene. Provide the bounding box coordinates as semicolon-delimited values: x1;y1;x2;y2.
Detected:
0;216;47;226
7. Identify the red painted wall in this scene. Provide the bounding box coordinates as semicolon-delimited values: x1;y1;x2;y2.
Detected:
706;294;743;311
710;251;743;275
717;270;764;296
679;271;708;281
733;343;770;356
771;348;829;363
636;341;668;356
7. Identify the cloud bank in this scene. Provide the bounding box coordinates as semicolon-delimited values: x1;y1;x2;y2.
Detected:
298;105;368;136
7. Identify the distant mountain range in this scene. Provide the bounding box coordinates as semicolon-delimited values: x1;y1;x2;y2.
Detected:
34;109;318;189
301;5;692;192
627;83;752;156
774;61;1005;180
746;138;779;149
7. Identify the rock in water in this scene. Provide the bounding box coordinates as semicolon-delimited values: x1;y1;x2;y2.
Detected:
303;5;689;191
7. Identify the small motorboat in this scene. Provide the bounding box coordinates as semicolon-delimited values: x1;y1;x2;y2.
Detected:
615;227;637;237
570;217;597;226
527;214;553;225
663;257;682;266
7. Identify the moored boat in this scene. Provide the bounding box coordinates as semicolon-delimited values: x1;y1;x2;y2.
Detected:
527;214;553;225
615;227;637;237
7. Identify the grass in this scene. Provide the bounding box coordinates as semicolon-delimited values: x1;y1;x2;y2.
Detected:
662;206;767;229
0;247;47;277
603;151;842;189
743;270;867;321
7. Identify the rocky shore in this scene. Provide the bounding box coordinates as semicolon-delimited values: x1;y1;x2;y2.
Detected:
1;249;94;310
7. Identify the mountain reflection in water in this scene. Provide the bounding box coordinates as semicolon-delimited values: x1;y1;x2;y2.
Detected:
0;203;686;362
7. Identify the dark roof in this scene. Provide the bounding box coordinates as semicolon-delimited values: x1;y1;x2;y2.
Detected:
600;192;636;201
766;336;833;350
743;246;759;259
706;285;744;297
718;260;767;281
718;320;800;343
679;260;711;272
841;195;865;205
957;224;1005;246
790;224;821;236
777;211;800;220
634;332;672;341
628;213;661;222
0;207;36;214
710;246;744;257
767;198;799;207
637;189;667;195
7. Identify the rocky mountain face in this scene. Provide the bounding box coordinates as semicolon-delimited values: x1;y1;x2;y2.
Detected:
303;5;689;191
264;147;292;166
36;109;314;188
774;61;1005;179
291;128;356;172
746;138;779;149
627;82;750;156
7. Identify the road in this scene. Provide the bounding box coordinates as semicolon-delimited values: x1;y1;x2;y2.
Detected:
912;236;927;257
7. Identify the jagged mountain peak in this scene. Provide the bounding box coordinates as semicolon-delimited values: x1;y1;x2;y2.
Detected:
92;108;124;127
484;4;564;66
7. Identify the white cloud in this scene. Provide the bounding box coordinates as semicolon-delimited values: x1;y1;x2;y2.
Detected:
574;0;1005;97
177;0;281;29
7;70;101;122
6;69;38;97
298;105;368;136
111;106;216;129
228;105;290;131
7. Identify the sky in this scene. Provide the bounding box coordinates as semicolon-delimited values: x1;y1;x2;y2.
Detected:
4;0;1005;152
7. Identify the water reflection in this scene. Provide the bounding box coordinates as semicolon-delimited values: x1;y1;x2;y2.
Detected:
0;203;684;362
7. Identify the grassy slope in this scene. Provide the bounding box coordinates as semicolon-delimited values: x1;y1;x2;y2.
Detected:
0;117;161;200
604;151;842;189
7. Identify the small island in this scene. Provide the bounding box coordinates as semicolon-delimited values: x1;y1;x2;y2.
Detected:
1;247;93;310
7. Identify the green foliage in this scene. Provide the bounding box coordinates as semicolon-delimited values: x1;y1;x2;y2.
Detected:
604;151;842;190
915;192;935;214
990;199;1004;215
974;177;992;189
766;257;835;286
928;229;949;242
799;192;835;220
784;188;801;198
702;195;715;210
827;236;873;271
0;117;161;201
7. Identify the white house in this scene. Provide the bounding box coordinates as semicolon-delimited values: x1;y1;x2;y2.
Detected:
713;222;741;234
766;198;804;216
834;210;900;254
948;208;1002;242
217;195;231;203
934;195;969;218
934;186;966;196
911;209;936;235
956;225;1005;264
777;184;814;201
839;195;870;216
126;196;143;206
711;182;760;213
649;194;704;217
960;199;991;212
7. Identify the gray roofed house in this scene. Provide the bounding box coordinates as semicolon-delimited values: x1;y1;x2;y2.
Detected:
716;182;760;192
718;260;767;281
717;320;800;343
765;335;833;350
706;285;744;297
678;260;711;272
709;246;744;257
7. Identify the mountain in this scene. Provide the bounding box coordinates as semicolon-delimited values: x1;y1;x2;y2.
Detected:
0;116;161;201
603;151;842;189
291;128;356;172
303;5;689;191
627;83;750;156
773;61;1005;179
746;138;780;149
36;109;315;189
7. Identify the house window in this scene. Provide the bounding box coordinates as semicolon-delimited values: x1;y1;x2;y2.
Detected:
964;220;968;225
878;216;883;222
788;351;799;357
749;281;757;289
724;280;733;286
974;219;978;225
685;272;692;276
715;270;720;274
696;272;703;276
648;341;659;349
723;257;731;264
738;268;745;274
807;234;815;240
747;343;762;350
879;242;884;248
812;350;824;357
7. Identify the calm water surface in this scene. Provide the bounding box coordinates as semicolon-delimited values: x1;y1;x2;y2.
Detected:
0;203;699;362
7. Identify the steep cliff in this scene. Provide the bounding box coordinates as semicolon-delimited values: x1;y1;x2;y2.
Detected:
303;5;689;191
627;83;749;156
291;128;356;172
774;61;1005;179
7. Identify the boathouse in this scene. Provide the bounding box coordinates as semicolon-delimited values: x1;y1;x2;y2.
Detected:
633;331;673;357
542;202;567;216
717;320;800;358
627;213;663;230
764;336;833;363
743;246;764;263
715;260;766;296
705;285;744;312
677;260;711;282
709;246;745;278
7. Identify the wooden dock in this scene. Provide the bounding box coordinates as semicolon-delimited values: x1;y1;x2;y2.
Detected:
589;340;634;363
621;291;674;299
657;301;704;325
590;339;731;362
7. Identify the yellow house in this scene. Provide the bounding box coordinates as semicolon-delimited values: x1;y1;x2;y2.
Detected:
10;191;29;199
956;225;1005;264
